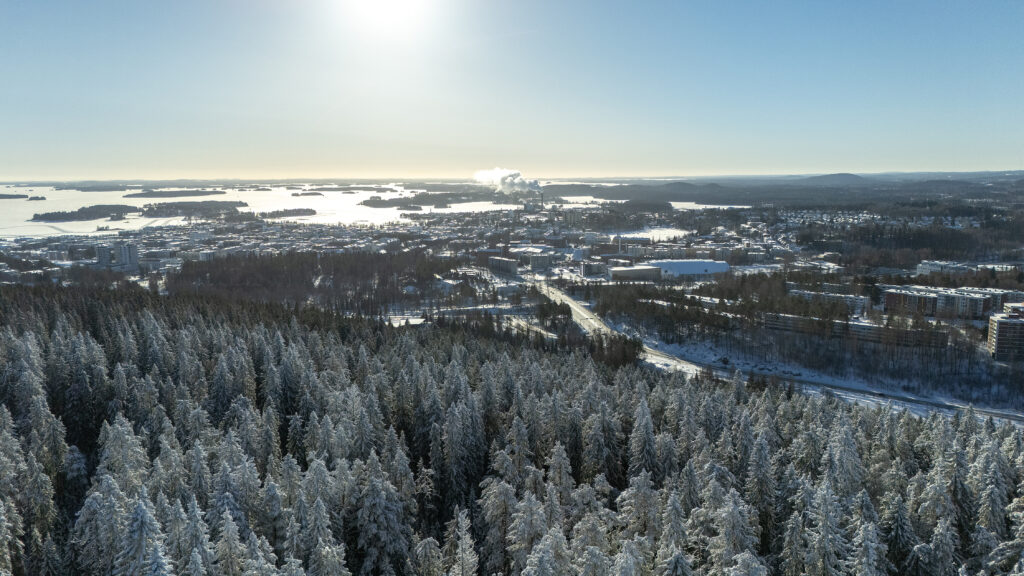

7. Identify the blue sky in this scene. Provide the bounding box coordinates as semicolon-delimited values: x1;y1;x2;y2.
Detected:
1;0;1022;179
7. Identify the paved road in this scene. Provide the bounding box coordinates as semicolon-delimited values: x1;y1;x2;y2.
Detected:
532;281;1024;424
534;282;707;376
534;282;617;337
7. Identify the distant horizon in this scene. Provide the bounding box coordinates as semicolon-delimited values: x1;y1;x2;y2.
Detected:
4;167;1024;185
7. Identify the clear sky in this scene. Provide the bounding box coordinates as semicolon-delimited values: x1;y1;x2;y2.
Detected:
1;0;1022;180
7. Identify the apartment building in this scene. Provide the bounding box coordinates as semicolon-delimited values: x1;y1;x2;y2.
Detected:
989;304;1024;361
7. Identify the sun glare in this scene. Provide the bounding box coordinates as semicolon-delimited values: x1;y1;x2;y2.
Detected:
341;0;434;41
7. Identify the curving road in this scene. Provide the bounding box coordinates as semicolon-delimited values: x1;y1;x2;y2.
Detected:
532;281;1024;424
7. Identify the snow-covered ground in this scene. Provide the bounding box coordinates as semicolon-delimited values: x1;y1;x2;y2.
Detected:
620;321;1024;423
615;227;693;242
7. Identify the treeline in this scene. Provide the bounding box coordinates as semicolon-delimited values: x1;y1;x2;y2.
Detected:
31;201;255;223
124;190;227;199
360;189;509;209
1;284;1024;574
801;215;1024;270
141;201;248;219
545;176;1024;208
535;300;574;332
589;275;855;323
32;205;138;222
0;254;54;272
257;209;317;219
166;251;462;314
883;270;1024;291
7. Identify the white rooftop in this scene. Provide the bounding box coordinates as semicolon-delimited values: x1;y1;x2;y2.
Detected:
646;259;730;276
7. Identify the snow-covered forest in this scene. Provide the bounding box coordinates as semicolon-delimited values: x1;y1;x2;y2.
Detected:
1;284;1023;575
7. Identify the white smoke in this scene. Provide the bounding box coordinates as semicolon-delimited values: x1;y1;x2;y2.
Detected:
473;167;541;193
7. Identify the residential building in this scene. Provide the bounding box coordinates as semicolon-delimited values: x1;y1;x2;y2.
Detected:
763;313;948;347
883;289;938;316
527;253;553;271
989;304;1024;361
488;256;518;276
789;289;871;315
580;261;607;277
916;260;972;276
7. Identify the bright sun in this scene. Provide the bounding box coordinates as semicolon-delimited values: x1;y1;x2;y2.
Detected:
342;0;434;41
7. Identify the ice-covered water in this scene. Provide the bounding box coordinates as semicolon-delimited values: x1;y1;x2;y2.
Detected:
0;183;746;238
0;184;517;237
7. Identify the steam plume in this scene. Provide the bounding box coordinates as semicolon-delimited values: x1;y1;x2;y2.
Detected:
473;167;541;193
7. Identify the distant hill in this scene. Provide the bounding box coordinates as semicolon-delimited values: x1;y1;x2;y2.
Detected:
544;181;701;203
542;173;1023;208
124;189;226;198
896;179;988;194
608;199;675;213
791;173;875;187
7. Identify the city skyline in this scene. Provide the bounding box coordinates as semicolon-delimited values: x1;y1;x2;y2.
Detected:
2;0;1023;180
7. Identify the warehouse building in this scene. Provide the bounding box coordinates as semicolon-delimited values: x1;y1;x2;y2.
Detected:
609;265;662;282
645;259;730;281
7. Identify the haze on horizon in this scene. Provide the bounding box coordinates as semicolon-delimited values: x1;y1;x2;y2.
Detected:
1;0;1022;181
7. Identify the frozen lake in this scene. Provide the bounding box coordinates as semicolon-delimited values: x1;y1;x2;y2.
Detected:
0;184;520;237
0;183;748;238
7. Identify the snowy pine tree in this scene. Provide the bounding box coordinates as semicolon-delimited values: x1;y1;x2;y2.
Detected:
849;520;889;576
114;488;167;576
446;508;478;576
215;511;248;576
